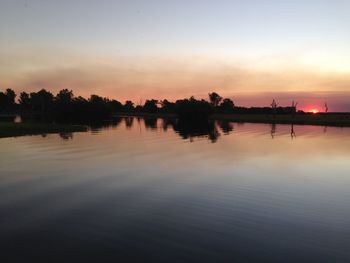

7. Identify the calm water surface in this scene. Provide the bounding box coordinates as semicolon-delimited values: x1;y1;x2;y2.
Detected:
0;118;350;262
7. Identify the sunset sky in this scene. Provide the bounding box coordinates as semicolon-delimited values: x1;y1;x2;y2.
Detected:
1;0;350;111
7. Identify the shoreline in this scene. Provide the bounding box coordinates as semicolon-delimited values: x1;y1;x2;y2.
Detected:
113;112;350;127
113;112;178;118
211;113;350;126
1;112;350;139
0;122;88;139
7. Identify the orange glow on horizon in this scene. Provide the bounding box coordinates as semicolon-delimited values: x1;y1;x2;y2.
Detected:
309;109;319;114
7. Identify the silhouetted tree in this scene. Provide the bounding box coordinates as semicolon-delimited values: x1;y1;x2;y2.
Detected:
56;89;73;104
291;101;298;117
88;95;112;120
30;89;54;114
208;92;222;107
0;92;7;112
109;100;123;113
0;88;16;112
54;89;74;120
160;99;176;113
5;89;16;105
19;92;31;112
70;96;89;121
219;98;235;113
124;100;134;112
175;96;212;120
143;99;158;113
134;105;143;112
271;99;278;117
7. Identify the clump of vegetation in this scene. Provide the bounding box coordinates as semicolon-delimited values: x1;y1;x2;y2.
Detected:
1;88;300;123
0;89;17;112
18;89;123;122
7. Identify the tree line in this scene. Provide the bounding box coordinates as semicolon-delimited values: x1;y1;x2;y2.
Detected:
0;88;298;122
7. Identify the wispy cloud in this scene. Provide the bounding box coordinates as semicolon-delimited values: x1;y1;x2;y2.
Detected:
1;50;350;110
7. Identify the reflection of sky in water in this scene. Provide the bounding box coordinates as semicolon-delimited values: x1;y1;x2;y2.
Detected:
0;119;350;262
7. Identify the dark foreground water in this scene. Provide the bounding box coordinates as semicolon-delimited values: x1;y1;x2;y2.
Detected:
0;117;350;262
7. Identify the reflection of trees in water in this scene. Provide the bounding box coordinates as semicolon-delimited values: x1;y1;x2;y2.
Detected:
89;118;124;133
162;118;173;131
59;132;73;140
144;118;158;130
124;117;134;129
290;124;296;139
270;123;297;140
218;120;234;134
52;117;305;143
208;124;220;143
162;118;222;143
112;117;123;128
270;124;276;139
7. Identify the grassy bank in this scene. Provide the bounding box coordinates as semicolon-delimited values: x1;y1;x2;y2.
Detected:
0;122;88;138
211;113;350;126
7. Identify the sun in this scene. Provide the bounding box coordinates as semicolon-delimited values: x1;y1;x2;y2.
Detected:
310;109;319;114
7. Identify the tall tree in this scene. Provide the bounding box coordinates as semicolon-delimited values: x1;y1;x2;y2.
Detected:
0;88;16;112
220;98;235;113
19;92;31;111
56;89;74;105
5;89;16;105
143;99;158;113
30;89;54;113
208;92;222;107
124;100;134;112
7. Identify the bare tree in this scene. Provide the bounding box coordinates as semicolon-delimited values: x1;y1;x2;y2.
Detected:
271;99;278;109
291;100;298;118
208;92;222;107
271;99;278;117
324;102;328;113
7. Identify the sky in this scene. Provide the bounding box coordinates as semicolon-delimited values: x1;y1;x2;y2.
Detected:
0;0;350;111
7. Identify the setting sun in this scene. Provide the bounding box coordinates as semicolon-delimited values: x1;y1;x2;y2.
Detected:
310;109;319;114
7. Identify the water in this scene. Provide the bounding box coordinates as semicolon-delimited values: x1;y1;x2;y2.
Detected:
1;117;350;262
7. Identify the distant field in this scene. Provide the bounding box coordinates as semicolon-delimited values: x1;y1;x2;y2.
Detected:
211;113;350;126
0;122;87;138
